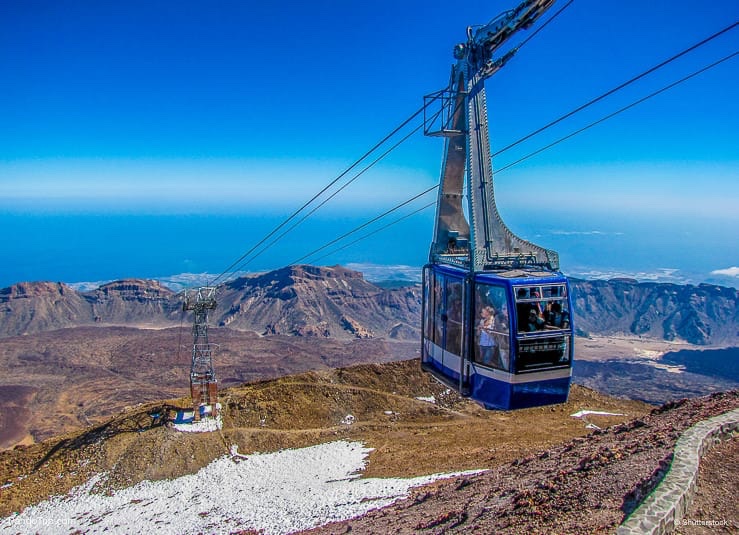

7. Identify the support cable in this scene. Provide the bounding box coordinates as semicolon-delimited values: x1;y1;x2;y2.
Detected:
295;49;737;264
230;120;430;272
495;50;738;173
290;184;440;266
207;3;568;286
493;20;739;157
209;103;428;286
514;0;574;51
310;201;437;264
208;18;737;283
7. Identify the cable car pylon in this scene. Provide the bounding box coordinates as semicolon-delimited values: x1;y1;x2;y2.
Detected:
183;286;219;420
421;0;575;410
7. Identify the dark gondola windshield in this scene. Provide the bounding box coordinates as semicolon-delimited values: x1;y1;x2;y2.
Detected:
514;284;570;333
514;284;571;372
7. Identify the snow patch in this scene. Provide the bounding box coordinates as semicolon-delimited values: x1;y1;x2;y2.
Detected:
415;396;436;404
634;348;663;360
570;410;624;418
230;444;249;460
172;413;222;433
0;441;482;535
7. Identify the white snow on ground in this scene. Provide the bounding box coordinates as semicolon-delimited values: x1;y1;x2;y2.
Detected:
570;410;624;418
172;414;223;433
571;410;626;430
415;396;436;403
0;441;481;535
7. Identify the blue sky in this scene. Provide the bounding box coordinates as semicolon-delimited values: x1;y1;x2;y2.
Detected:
0;0;737;287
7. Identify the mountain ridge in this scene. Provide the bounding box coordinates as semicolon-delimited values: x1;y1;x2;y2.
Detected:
1;265;736;346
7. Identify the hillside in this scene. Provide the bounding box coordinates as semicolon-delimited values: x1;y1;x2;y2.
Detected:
571;278;738;345
1;265;736;451
1;265;736;346
216;265;419;339
0;359;650;520
0;359;735;534
0;326;416;449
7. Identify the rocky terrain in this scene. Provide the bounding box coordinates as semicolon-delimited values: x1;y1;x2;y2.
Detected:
303;388;738;535
0;359;651;520
571;278;738;345
0;359;735;534
0;265;736;532
1;265;737;345
0;265;419;340
217;265;419;339
0;265;736;451
0;326;416;449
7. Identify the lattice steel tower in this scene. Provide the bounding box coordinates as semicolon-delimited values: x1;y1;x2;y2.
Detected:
183;286;218;419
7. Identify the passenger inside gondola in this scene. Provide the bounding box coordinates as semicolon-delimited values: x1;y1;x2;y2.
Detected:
478;306;498;366
474;285;510;370
525;307;545;331
546;301;570;328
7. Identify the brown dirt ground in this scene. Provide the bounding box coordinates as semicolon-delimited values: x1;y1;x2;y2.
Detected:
0;326;418;449
674;436;738;534
0;358;649;518
2;358;735;535
301;392;739;535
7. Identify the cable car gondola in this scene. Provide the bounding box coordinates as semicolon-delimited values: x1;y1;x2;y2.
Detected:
420;0;574;410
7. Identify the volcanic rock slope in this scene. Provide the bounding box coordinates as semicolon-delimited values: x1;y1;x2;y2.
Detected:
1;266;736;345
571;278;738;345
216;265;420;339
0;279;180;337
0;265;420;340
0;359;653;522
0;358;735;534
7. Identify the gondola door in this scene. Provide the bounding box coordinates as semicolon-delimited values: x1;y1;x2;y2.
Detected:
422;266;468;387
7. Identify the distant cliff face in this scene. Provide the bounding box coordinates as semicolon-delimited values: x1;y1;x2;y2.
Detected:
0;282;89;336
0;268;736;345
569;279;738;345
216;265;420;340
0;279;180;337
85;279;180;325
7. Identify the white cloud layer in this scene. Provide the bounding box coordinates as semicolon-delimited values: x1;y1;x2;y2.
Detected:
710;266;739;277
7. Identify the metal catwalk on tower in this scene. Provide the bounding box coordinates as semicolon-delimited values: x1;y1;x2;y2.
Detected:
183;286;218;419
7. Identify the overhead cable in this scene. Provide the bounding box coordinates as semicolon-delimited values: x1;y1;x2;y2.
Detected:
297;49;737;264
210;15;738;280
493;20;739;157
495;49;739;173
514;0;574;51
209;103;428;286
290;184;439;266
228;121;430;272
310;201;437;264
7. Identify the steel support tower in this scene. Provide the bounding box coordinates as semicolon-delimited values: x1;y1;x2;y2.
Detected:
423;0;559;273
183;286;218;419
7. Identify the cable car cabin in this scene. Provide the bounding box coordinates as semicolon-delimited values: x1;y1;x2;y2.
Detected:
421;264;573;410
419;1;572;409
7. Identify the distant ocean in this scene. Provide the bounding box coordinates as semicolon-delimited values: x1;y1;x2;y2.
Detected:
0;212;431;289
2;212;736;290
